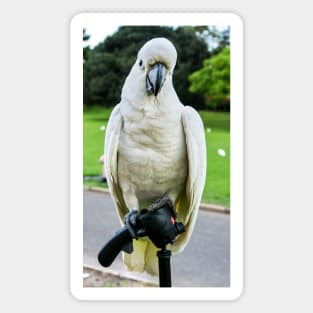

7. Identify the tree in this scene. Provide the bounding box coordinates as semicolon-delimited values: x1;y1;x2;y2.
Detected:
195;26;230;54
83;26;210;109
83;28;91;61
83;28;91;105
189;47;230;111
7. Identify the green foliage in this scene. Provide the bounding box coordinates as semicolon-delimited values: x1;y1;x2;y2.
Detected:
83;26;210;109
195;26;230;53
189;47;230;111
83;28;91;62
83;28;90;41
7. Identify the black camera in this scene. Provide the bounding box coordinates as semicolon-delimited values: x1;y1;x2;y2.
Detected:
97;199;185;267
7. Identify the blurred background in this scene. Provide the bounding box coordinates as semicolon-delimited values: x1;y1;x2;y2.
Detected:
83;25;231;208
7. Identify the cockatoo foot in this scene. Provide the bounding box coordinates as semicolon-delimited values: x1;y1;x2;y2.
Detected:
145;195;174;214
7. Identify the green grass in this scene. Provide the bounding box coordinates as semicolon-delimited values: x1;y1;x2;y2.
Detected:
83;106;112;176
199;111;230;207
84;106;230;208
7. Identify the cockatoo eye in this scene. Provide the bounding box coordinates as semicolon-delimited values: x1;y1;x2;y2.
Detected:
139;59;143;67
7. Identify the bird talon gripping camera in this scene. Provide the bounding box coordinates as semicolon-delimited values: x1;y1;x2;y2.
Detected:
97;198;185;287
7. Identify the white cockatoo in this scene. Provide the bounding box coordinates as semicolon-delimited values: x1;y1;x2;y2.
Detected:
104;37;206;276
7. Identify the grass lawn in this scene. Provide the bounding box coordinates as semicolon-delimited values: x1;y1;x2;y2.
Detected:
84;106;230;208
83;106;112;176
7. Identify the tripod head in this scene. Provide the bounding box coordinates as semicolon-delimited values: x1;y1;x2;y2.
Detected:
98;198;185;267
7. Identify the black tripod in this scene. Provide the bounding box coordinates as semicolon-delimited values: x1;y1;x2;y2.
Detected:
97;198;185;287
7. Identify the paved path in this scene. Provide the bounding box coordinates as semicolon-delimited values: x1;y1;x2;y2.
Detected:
83;190;230;287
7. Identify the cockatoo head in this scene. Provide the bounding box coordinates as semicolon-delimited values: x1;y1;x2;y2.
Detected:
121;38;177;102
137;37;177;96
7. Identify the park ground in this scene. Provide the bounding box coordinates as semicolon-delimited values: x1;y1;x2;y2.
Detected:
83;266;156;287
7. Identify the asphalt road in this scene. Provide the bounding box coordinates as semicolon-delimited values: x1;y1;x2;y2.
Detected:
83;190;230;287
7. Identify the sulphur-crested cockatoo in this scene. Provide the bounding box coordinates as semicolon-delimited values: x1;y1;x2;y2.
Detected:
104;37;206;276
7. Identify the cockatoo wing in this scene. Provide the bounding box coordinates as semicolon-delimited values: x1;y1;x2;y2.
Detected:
172;106;207;252
104;105;159;275
104;104;128;224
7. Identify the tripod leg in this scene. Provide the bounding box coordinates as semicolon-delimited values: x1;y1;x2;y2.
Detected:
157;249;172;287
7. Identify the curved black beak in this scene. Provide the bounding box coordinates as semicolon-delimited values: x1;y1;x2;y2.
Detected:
146;63;166;96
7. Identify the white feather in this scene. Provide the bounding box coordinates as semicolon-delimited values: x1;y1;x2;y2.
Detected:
104;38;207;275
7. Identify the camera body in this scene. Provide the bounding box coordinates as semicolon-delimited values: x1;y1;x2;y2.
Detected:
98;200;185;267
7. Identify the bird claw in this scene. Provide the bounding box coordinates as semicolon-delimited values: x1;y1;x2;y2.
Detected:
124;210;146;239
124;196;176;241
146;196;175;217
